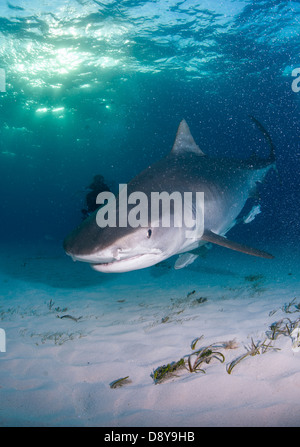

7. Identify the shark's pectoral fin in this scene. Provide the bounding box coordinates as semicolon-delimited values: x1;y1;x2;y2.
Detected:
202;230;274;259
174;253;199;269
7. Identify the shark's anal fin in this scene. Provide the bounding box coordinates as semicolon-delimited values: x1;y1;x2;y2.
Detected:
202;230;274;259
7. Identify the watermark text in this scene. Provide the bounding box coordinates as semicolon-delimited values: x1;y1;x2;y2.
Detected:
0;328;6;352
292;68;300;93
96;185;204;239
0;69;6;93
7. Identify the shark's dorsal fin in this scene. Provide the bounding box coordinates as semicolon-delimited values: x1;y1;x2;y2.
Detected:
202;230;274;259
172;120;205;156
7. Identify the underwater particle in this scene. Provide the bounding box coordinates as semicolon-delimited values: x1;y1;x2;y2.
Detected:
110;376;132;389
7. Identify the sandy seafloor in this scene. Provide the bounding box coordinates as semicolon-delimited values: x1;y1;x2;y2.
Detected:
0;240;300;427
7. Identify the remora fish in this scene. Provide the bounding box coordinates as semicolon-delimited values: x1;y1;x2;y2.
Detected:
63;117;275;273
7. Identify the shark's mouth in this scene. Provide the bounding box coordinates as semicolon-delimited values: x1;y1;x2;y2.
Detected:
90;252;163;273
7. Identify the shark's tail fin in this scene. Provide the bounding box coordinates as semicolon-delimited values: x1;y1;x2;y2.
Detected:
249;116;276;164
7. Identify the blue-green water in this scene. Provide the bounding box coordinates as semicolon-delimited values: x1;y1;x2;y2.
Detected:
1;1;300;427
0;0;299;249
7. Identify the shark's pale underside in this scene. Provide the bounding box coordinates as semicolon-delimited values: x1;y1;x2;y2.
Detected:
63;117;275;272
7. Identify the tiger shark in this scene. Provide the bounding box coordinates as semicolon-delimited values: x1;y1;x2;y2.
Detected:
63;117;275;273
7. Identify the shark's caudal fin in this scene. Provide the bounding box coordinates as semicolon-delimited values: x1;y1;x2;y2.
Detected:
171;120;205;156
202;230;274;259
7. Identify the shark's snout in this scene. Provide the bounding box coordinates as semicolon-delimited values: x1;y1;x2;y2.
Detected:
63;213;109;260
63;232;117;264
63;231;88;259
63;221;166;272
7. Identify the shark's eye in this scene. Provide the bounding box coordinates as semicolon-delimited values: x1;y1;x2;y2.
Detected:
147;229;152;239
